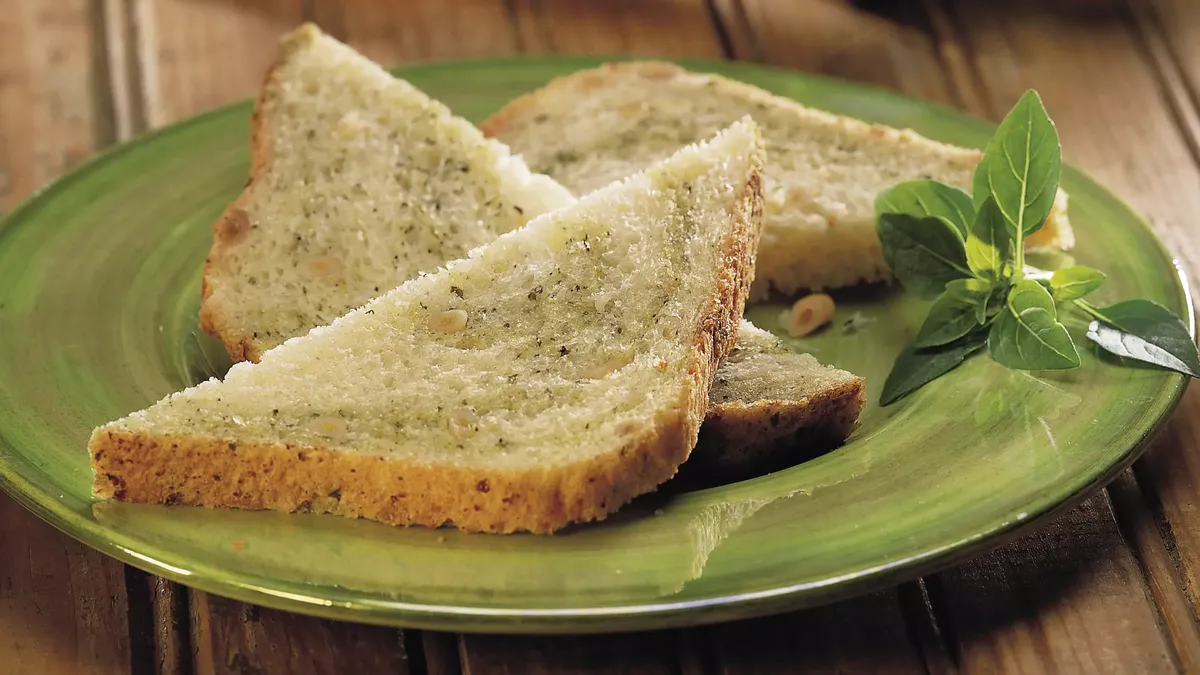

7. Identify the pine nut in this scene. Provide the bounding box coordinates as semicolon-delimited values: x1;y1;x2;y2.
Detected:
429;309;469;333
783;293;836;337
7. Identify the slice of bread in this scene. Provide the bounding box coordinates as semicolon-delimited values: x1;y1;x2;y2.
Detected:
699;322;864;479
481;61;1075;299
199;26;864;477
198;24;576;362
89;118;767;534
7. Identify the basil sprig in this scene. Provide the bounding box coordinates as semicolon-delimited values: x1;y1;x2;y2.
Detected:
877;90;1199;405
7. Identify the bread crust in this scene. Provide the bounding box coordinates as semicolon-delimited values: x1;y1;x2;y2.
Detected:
198;25;319;365
89;121;767;535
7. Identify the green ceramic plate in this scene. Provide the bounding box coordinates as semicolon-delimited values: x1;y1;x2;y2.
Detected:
0;57;1190;634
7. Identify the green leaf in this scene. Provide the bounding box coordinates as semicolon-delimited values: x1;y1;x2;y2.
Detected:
973;90;1062;239
1049;265;1105;301
975;283;1009;325
876;180;975;237
1084;299;1200;376
876;213;970;298
880;329;990;405
987;280;1081;370
914;279;994;348
965;196;1014;279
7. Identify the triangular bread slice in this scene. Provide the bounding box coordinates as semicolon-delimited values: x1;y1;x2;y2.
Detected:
480;61;1075;299
89;118;766;534
198;26;863;476
698;323;864;479
198;23;575;362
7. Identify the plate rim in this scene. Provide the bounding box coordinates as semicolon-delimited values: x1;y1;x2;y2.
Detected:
0;55;1192;634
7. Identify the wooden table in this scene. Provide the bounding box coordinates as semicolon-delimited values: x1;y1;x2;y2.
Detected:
4;0;1200;672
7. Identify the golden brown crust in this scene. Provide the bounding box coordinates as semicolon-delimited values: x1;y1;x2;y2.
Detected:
88;412;694;535
198;25;320;365
89;127;767;535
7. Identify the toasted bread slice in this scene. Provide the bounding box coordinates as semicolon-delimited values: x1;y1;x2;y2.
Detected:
699;323;864;478
199;28;864;475
198;23;575;362
89;118;766;534
481;61;1075;299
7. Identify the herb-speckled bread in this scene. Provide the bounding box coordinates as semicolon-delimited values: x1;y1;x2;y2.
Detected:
481;61;1075;299
199;26;864;477
198;23;576;362
89;118;766;534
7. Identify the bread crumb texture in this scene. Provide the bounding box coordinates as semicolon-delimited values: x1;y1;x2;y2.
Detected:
199;24;575;361
482;61;1074;298
90;114;767;534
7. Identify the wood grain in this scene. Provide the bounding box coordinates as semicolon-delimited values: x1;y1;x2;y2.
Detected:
509;0;724;58
190;591;408;675
0;496;131;674
459;632;676;675
0;3;134;674
713;0;956;102
933;495;1175;673
310;0;521;66
1123;0;1200;655
146;0;305;126
704;591;928;674
0;0;109;214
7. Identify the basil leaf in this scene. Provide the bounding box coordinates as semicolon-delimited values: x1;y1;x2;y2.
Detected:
880;329;989;405
876;213;971;298
1084;299;1200;376
973;90;1062;239
1049;265;1105;301
876;180;975;238
914;279;994;348
966;196;1014;279
988;280;1081;370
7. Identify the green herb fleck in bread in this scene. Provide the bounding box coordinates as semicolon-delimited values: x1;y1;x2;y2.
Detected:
89;118;766;534
481;61;1074;299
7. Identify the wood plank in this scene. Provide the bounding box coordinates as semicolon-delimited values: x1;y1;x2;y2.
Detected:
1121;1;1200;659
0;1;110;213
704;590;928;674
146;0;305;126
310;0;521;66
189;591;408;675
1109;470;1200;672
932;495;1174;673
0;3;135;674
713;0;956;103
459;632;676;675
509;0;724;58
0;496;131;674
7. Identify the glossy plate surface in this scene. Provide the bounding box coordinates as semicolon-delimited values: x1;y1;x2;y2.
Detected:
0;57;1190;633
